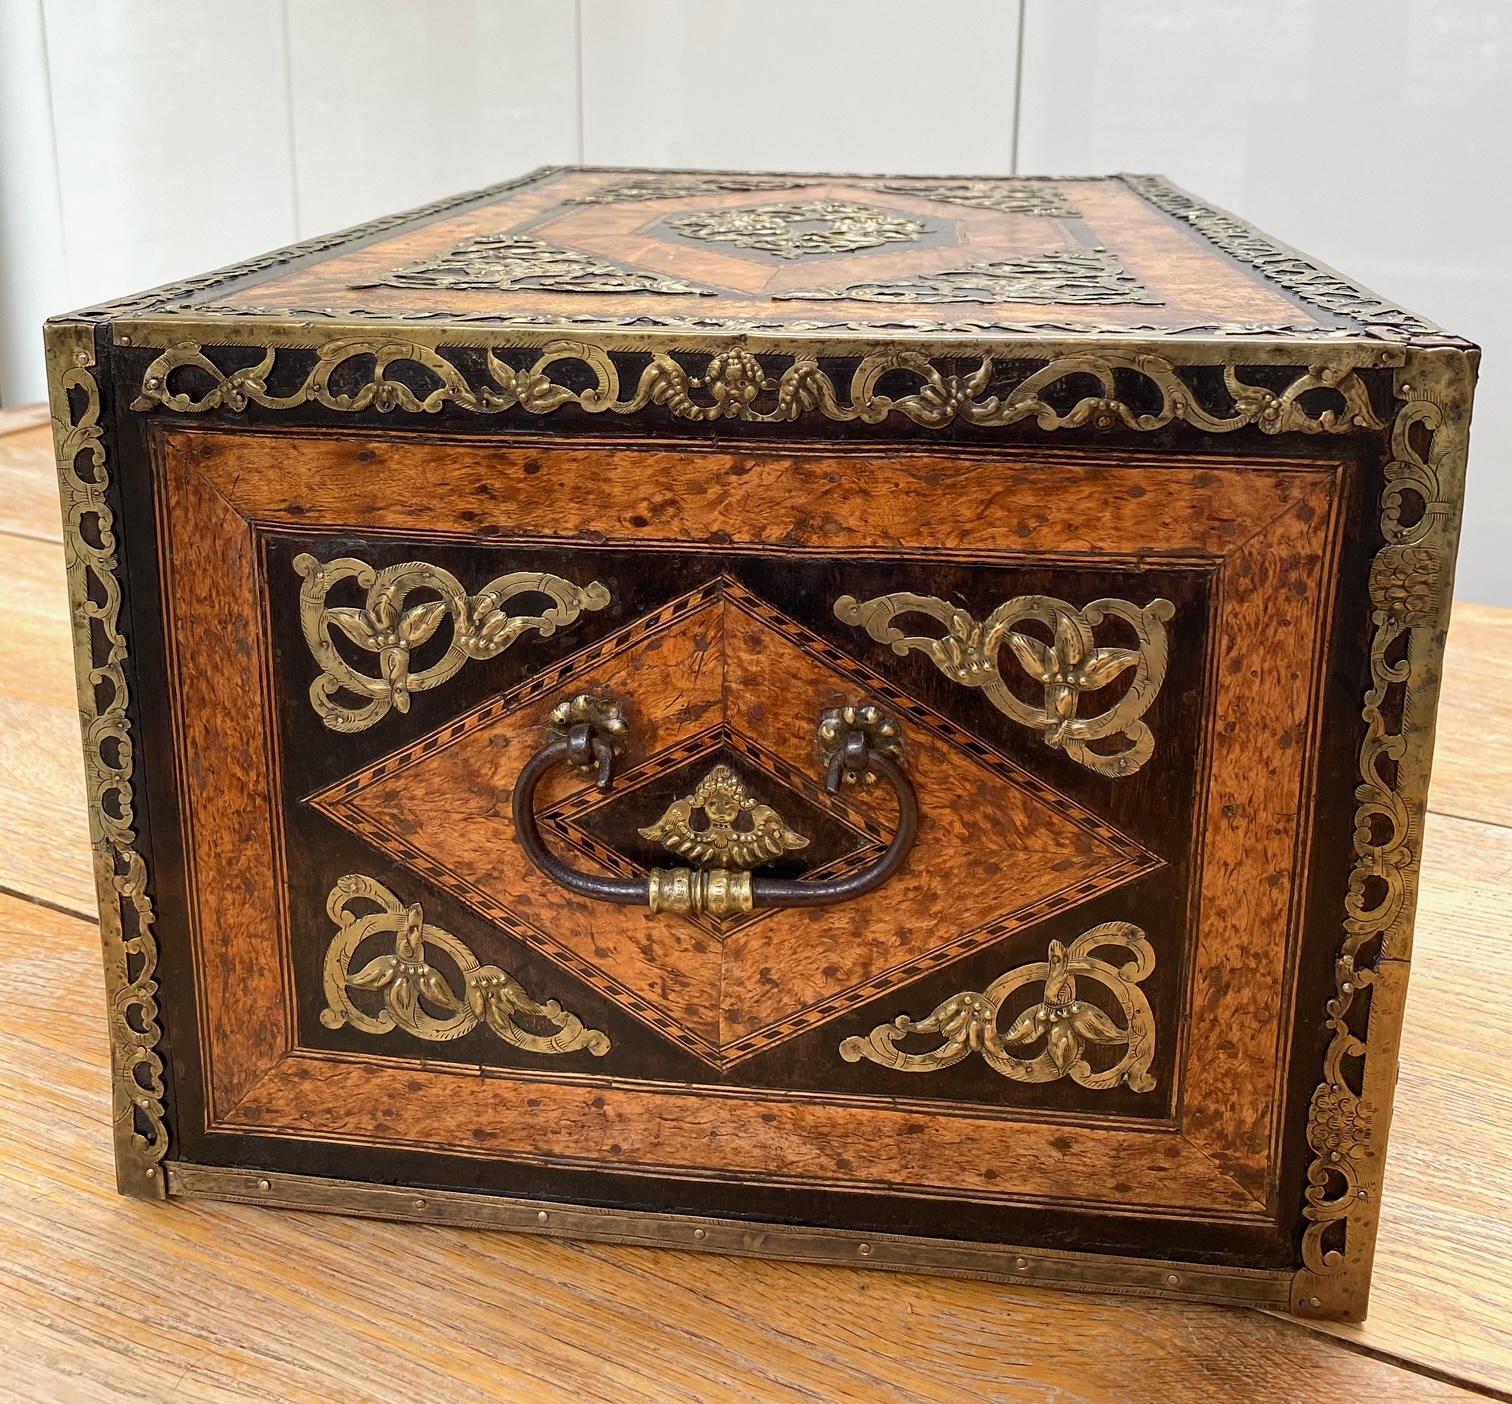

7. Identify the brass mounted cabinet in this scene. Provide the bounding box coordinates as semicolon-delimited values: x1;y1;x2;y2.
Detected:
47;166;1476;1321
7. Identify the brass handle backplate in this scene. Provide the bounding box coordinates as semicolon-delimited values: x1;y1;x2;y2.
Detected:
511;696;917;917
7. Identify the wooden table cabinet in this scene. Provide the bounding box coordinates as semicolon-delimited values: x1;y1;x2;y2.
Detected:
46;167;1477;1321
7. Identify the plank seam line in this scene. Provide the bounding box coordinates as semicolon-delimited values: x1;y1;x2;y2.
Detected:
1273;1315;1512;1403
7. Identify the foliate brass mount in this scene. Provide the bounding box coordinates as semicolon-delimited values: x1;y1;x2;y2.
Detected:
513;694;917;918
665;200;927;259
293;554;610;732
639;765;809;870
131;342;1390;436
568;174;817;205
817;703;902;786
358;232;716;297
320;874;609;1056
841;923;1157;1092
865;178;1081;219
787;249;1163;307
835;592;1174;777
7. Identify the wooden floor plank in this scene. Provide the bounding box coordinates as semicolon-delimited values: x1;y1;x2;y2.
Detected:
0;421;62;544
1294;813;1512;1393
0;530;92;915
1432;603;1512;828
0;892;1484;1404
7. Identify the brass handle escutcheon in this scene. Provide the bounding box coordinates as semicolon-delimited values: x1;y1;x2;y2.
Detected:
512;696;918;917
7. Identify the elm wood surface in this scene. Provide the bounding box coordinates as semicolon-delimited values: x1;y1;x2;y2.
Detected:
3;419;1510;1397
203;170;1335;334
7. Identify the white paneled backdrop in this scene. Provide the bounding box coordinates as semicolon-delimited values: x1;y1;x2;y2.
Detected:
1;0;1507;602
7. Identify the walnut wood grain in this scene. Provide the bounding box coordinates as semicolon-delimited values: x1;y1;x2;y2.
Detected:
1181;480;1341;1198
226;1050;1271;1213
150;426;1345;1215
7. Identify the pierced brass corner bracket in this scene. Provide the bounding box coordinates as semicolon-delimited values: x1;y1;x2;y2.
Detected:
840;923;1157;1092
835;592;1173;777
320;874;609;1057
294;554;610;732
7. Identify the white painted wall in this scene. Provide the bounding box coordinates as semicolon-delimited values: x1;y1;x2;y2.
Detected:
0;0;1506;601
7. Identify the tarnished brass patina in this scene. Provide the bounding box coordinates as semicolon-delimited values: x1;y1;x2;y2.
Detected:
320;874;609;1056
360;232;716;296
639;764;809;869
835;591;1174;777
293;553;610;732
45;322;167;1198
841;923;1157;1092
129;342;1388;433
790;249;1161;305
665;199;926;259
865;177;1080;218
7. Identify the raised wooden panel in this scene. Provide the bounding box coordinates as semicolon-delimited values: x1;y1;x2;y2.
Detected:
147;423;1347;1239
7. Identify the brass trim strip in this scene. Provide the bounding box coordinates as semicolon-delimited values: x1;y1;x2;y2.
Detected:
163;1161;1293;1309
1288;346;1475;1320
45;320;168;1199
128;342;1389;435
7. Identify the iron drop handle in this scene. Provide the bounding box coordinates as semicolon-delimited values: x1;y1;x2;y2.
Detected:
511;696;918;918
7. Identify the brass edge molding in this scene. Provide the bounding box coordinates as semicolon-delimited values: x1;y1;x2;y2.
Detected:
130;341;1389;435
841;925;1157;1092
1122;174;1452;344
321;874;610;1056
164;1161;1293;1309
294;553;611;732
1289;347;1472;1321
44;320;168;1198
835;591;1174;777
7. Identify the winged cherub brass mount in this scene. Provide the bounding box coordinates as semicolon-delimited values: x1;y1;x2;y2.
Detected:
638;765;809;870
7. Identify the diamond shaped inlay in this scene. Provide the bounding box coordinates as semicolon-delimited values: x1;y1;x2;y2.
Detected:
312;578;1161;1067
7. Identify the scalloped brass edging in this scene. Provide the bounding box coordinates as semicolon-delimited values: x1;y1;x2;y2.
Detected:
45;320;168;1198
320;875;609;1056
162;1162;1294;1309
1289;347;1473;1321
129;341;1386;434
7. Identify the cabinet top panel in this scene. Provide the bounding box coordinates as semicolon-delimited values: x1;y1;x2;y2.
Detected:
79;167;1464;350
